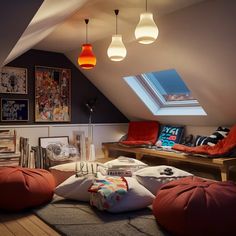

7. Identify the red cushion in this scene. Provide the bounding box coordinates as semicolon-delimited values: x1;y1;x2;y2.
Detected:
153;176;236;236
0;167;55;211
173;124;236;156
121;121;159;145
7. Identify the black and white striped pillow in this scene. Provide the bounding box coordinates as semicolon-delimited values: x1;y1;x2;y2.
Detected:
195;127;230;146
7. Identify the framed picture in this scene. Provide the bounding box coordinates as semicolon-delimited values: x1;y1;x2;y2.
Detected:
73;131;86;161
1;98;29;121
0;66;27;94
39;136;69;148
35;66;71;122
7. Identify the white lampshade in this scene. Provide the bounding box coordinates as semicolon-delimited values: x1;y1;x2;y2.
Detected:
135;12;159;44
107;35;127;61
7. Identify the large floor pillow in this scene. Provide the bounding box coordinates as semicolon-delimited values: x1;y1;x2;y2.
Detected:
0;167;55;211
50;161;106;186
134;165;193;195
153;176;236;236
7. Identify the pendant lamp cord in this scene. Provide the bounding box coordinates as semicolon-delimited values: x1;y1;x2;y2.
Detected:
114;9;119;35
146;0;147;12
85;19;89;43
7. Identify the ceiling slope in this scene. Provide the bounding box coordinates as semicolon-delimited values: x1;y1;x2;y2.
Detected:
0;0;43;67
35;0;204;53
3;0;89;65
66;0;236;126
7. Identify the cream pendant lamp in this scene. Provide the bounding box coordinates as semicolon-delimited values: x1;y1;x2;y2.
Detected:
135;0;159;44
107;9;127;61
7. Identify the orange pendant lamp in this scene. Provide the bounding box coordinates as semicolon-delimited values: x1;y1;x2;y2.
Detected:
78;19;96;69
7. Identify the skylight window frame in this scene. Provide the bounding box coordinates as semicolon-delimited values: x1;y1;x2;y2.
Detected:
139;74;199;108
123;71;207;116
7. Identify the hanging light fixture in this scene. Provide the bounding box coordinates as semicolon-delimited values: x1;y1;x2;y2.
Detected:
78;19;96;69
135;0;159;44
107;9;127;61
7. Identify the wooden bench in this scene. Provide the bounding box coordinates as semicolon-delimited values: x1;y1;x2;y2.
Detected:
102;142;236;181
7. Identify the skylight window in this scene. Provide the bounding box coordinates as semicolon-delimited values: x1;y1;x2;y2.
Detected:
124;69;206;116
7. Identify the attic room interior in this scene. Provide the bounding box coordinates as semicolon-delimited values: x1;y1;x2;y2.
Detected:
0;0;236;235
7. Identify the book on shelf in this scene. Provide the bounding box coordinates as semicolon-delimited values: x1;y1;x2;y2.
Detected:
0;129;16;153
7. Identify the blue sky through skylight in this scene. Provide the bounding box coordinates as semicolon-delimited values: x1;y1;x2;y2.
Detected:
145;69;195;102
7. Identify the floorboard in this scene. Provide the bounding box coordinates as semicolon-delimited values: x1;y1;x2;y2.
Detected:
0;212;60;236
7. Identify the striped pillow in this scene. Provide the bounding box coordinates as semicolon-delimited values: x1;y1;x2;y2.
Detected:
195;127;230;146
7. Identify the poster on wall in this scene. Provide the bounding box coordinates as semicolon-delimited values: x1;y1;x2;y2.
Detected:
1;98;29;121
35;66;71;122
0;66;27;94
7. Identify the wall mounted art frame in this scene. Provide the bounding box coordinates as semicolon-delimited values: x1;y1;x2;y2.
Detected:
35;66;71;122
1;98;29;121
0;66;27;94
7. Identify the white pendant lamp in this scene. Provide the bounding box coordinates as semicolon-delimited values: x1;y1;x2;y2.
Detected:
107;9;127;61
135;0;159;44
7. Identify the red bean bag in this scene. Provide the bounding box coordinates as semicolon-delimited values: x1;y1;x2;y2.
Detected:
153;176;236;236
0;167;55;211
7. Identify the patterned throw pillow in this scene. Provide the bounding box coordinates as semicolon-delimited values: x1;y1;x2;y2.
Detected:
156;125;184;147
195;127;230;146
89;176;128;210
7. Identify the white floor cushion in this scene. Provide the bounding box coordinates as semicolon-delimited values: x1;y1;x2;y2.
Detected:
55;174;95;202
134;165;193;195
107;177;155;213
50;161;106;186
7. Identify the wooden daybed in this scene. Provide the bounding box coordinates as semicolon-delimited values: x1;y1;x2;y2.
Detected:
102;142;236;181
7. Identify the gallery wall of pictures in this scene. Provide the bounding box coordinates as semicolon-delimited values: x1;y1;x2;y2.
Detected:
0;49;128;125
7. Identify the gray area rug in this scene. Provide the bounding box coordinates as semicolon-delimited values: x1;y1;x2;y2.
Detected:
34;196;171;236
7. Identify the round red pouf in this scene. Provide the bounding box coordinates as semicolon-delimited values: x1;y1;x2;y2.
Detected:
153;176;236;236
0;167;55;211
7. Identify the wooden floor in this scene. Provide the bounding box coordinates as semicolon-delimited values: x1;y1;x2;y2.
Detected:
0;212;60;236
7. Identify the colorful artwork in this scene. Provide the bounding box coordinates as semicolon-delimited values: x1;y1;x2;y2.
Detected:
1;98;29;121
35;66;71;122
0;66;27;94
158;125;184;147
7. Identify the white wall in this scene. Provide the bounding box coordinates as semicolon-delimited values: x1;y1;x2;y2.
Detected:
0;124;219;159
0;123;128;159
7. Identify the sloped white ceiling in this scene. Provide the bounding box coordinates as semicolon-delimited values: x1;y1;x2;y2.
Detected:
4;0;88;65
35;0;204;52
4;0;236;127
65;0;236;126
63;0;236;126
0;0;43;67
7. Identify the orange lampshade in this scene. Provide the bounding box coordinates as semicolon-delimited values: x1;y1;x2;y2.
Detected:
78;44;96;69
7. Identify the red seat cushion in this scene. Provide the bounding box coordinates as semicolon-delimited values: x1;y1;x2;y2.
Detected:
121;121;159;145
152;176;236;236
0;167;55;211
173;124;236;156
